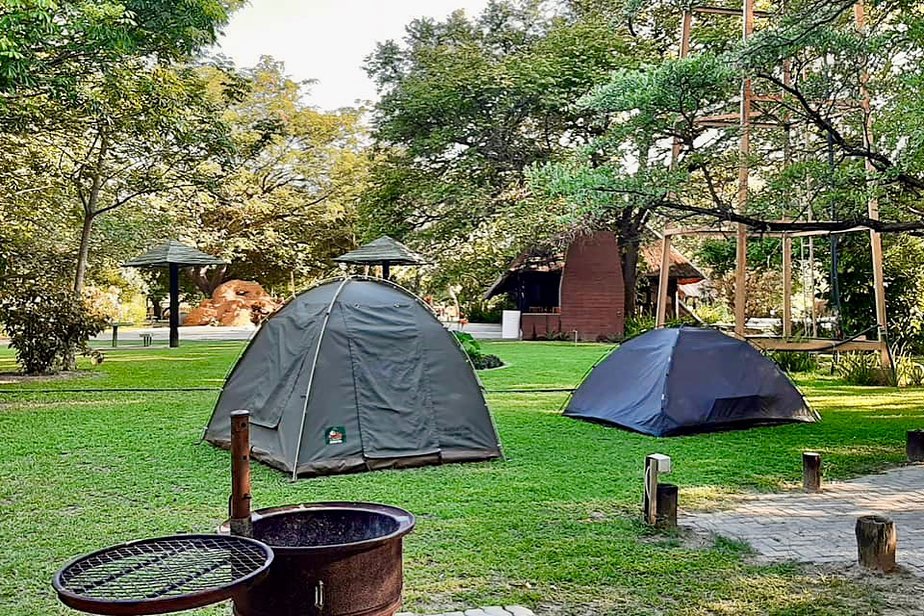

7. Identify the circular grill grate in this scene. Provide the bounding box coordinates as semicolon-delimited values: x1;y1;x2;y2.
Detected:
54;534;273;615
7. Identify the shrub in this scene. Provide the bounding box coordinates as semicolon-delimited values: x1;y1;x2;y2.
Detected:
536;330;574;341
835;352;895;386
768;350;818;373
623;315;692;341
624;315;657;339
0;286;107;375
693;302;733;325
470;353;503;370
452;331;503;370
896;355;924;387
460;299;511;324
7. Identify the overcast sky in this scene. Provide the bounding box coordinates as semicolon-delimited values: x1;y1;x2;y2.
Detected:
215;0;491;111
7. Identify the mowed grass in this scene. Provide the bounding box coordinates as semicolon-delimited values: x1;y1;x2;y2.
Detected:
1;341;922;615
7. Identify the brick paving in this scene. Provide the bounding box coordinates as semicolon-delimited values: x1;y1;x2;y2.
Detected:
397;606;535;616
685;464;924;576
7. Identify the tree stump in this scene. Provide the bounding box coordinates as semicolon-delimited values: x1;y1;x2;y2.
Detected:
855;515;897;572
655;484;678;530
908;430;924;463
803;452;822;492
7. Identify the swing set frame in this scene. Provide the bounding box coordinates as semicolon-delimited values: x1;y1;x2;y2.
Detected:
657;0;891;369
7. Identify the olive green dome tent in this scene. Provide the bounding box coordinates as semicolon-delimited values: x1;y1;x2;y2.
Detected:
205;277;502;478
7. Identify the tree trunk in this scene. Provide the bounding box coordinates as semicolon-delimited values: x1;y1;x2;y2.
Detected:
616;208;644;319
191;264;228;296
151;295;165;320
622;240;639;318
73;132;107;294
73;212;95;293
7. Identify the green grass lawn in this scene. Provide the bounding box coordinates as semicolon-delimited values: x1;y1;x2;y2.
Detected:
1;341;922;615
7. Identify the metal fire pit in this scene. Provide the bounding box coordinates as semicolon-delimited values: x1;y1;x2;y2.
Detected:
52;534;273;615
220;502;415;616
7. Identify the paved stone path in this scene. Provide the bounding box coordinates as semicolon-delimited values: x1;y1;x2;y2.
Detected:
685;464;924;576
397;607;535;616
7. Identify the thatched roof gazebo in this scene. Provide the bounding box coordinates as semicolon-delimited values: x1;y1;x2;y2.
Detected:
123;240;227;347
334;236;425;280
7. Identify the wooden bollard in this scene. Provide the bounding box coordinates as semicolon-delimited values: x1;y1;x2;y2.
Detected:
803;451;822;492
856;515;897;572
230;410;253;538
908;430;924;462
655;484;678;530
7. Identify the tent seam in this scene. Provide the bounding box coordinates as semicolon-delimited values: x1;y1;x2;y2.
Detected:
659;327;684;433
290;276;351;480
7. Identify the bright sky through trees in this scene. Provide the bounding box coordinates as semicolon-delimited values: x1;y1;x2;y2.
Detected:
216;0;491;110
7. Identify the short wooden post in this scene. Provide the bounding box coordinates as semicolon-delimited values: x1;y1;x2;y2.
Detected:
803;451;822;492
908;429;924;462
856;514;897;572
655;484;678;530
230;410;253;538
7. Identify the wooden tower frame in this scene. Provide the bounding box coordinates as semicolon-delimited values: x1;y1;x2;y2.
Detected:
657;0;891;369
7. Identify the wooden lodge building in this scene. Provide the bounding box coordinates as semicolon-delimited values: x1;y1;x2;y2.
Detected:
485;231;705;341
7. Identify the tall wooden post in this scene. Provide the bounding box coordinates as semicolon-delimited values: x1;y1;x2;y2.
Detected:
168;263;180;348
782;57;793;338
783;233;793;337
656;233;673;327
734;0;755;338
230;410;253;538
855;1;890;369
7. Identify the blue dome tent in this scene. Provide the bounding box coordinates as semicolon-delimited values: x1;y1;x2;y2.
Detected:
564;327;818;436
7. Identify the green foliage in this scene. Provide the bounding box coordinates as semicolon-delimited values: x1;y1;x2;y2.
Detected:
692;302;733;325
0;286;106;375
469;353;504;370
461;298;512;324
896;354;924;388
623;315;692;340
363;1;648;302
169;58;367;293
696;238;785;276
768;351;819;374
0;0;236;111
624;314;657;339
837;235;924;352
452;330;503;370
453;331;482;355
835;353;895;387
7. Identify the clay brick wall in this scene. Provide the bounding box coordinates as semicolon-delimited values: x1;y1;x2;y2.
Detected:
559;231;625;341
521;313;562;340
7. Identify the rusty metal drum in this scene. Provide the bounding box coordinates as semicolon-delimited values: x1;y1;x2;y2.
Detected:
220;502;415;616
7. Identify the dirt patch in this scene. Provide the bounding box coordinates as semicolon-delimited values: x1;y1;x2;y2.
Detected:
0;370;100;386
733;538;924;616
804;562;924;616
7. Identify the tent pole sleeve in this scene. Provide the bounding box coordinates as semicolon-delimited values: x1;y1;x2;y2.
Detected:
290;277;351;480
